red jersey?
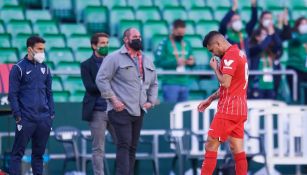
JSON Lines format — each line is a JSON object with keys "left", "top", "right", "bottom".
{"left": 217, "top": 45, "right": 248, "bottom": 117}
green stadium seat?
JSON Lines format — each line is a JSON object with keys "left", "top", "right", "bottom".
{"left": 214, "top": 7, "right": 230, "bottom": 21}
{"left": 239, "top": 7, "right": 262, "bottom": 23}
{"left": 0, "top": 0, "right": 18, "bottom": 8}
{"left": 64, "top": 76, "right": 85, "bottom": 93}
{"left": 180, "top": 0, "right": 206, "bottom": 9}
{"left": 48, "top": 47, "right": 74, "bottom": 65}
{"left": 206, "top": 0, "right": 231, "bottom": 10}
{"left": 192, "top": 48, "right": 211, "bottom": 70}
{"left": 110, "top": 6, "right": 135, "bottom": 36}
{"left": 290, "top": 0, "right": 307, "bottom": 9}
{"left": 127, "top": 0, "right": 153, "bottom": 9}
{"left": 163, "top": 6, "right": 187, "bottom": 25}
{"left": 67, "top": 34, "right": 90, "bottom": 51}
{"left": 188, "top": 79, "right": 200, "bottom": 91}
{"left": 292, "top": 7, "right": 307, "bottom": 20}
{"left": 25, "top": 10, "right": 52, "bottom": 24}
{"left": 6, "top": 20, "right": 32, "bottom": 36}
{"left": 199, "top": 79, "right": 219, "bottom": 95}
{"left": 196, "top": 20, "right": 219, "bottom": 36}
{"left": 70, "top": 90, "right": 85, "bottom": 102}
{"left": 49, "top": 0, "right": 74, "bottom": 21}
{"left": 263, "top": 0, "right": 285, "bottom": 9}
{"left": 44, "top": 61, "right": 55, "bottom": 70}
{"left": 0, "top": 47, "right": 18, "bottom": 63}
{"left": 152, "top": 34, "right": 167, "bottom": 51}
{"left": 84, "top": 6, "right": 108, "bottom": 33}
{"left": 189, "top": 91, "right": 206, "bottom": 100}
{"left": 0, "top": 34, "right": 11, "bottom": 47}
{"left": 102, "top": 0, "right": 127, "bottom": 9}
{"left": 52, "top": 76, "right": 64, "bottom": 91}
{"left": 0, "top": 20, "right": 5, "bottom": 33}
{"left": 18, "top": 49, "right": 28, "bottom": 59}
{"left": 75, "top": 0, "right": 101, "bottom": 22}
{"left": 153, "top": 0, "right": 179, "bottom": 10}
{"left": 185, "top": 34, "right": 203, "bottom": 49}
{"left": 136, "top": 6, "right": 161, "bottom": 23}
{"left": 43, "top": 34, "right": 66, "bottom": 51}
{"left": 33, "top": 20, "right": 59, "bottom": 35}
{"left": 19, "top": 0, "right": 42, "bottom": 8}
{"left": 109, "top": 37, "right": 121, "bottom": 48}
{"left": 12, "top": 34, "right": 31, "bottom": 52}
{"left": 56, "top": 61, "right": 80, "bottom": 72}
{"left": 185, "top": 20, "right": 196, "bottom": 35}
{"left": 188, "top": 7, "right": 213, "bottom": 22}
{"left": 53, "top": 90, "right": 70, "bottom": 102}
{"left": 118, "top": 20, "right": 142, "bottom": 37}
{"left": 269, "top": 7, "right": 285, "bottom": 22}
{"left": 60, "top": 23, "right": 87, "bottom": 37}
{"left": 238, "top": 0, "right": 253, "bottom": 9}
{"left": 75, "top": 47, "right": 92, "bottom": 62}
{"left": 0, "top": 5, "right": 25, "bottom": 23}
{"left": 143, "top": 20, "right": 169, "bottom": 51}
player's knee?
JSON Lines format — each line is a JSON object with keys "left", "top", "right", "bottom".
{"left": 229, "top": 141, "right": 244, "bottom": 154}
{"left": 205, "top": 138, "right": 219, "bottom": 152}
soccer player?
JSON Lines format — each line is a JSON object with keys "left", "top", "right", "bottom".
{"left": 198, "top": 31, "right": 248, "bottom": 175}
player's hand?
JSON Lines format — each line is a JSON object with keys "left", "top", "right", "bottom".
{"left": 251, "top": 0, "right": 257, "bottom": 6}
{"left": 198, "top": 98, "right": 212, "bottom": 112}
{"left": 143, "top": 102, "right": 152, "bottom": 110}
{"left": 209, "top": 57, "right": 218, "bottom": 71}
{"left": 111, "top": 97, "right": 125, "bottom": 112}
{"left": 178, "top": 58, "right": 185, "bottom": 66}
{"left": 232, "top": 0, "right": 238, "bottom": 11}
{"left": 185, "top": 57, "right": 195, "bottom": 66}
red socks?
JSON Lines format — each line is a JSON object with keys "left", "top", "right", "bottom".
{"left": 234, "top": 152, "right": 248, "bottom": 175}
{"left": 201, "top": 151, "right": 217, "bottom": 175}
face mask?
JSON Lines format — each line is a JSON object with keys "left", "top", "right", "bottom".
{"left": 231, "top": 20, "right": 243, "bottom": 32}
{"left": 298, "top": 24, "right": 307, "bottom": 34}
{"left": 262, "top": 19, "right": 272, "bottom": 28}
{"left": 97, "top": 46, "right": 108, "bottom": 56}
{"left": 32, "top": 50, "right": 45, "bottom": 63}
{"left": 174, "top": 35, "right": 184, "bottom": 42}
{"left": 128, "top": 39, "right": 142, "bottom": 51}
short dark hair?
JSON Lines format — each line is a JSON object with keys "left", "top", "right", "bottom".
{"left": 90, "top": 33, "right": 109, "bottom": 46}
{"left": 123, "top": 27, "right": 132, "bottom": 38}
{"left": 260, "top": 11, "right": 272, "bottom": 20}
{"left": 173, "top": 19, "right": 186, "bottom": 29}
{"left": 202, "top": 31, "right": 222, "bottom": 48}
{"left": 26, "top": 35, "right": 45, "bottom": 48}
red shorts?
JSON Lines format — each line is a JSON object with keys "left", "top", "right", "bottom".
{"left": 208, "top": 113, "right": 247, "bottom": 142}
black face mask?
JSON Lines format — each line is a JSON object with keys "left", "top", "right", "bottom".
{"left": 128, "top": 39, "right": 142, "bottom": 51}
{"left": 173, "top": 35, "right": 184, "bottom": 42}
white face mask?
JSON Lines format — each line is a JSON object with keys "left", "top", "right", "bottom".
{"left": 298, "top": 24, "right": 307, "bottom": 34}
{"left": 33, "top": 52, "right": 45, "bottom": 63}
{"left": 262, "top": 19, "right": 272, "bottom": 28}
{"left": 231, "top": 20, "right": 243, "bottom": 32}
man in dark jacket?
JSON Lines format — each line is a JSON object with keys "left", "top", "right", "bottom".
{"left": 81, "top": 33, "right": 116, "bottom": 175}
{"left": 8, "top": 35, "right": 54, "bottom": 175}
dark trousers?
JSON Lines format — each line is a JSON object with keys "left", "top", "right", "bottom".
{"left": 9, "top": 118, "right": 52, "bottom": 175}
{"left": 108, "top": 109, "right": 144, "bottom": 175}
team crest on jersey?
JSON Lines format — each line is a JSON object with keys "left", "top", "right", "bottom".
{"left": 224, "top": 59, "right": 234, "bottom": 69}
{"left": 41, "top": 67, "right": 46, "bottom": 74}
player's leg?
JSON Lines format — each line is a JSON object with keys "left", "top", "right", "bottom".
{"left": 228, "top": 119, "right": 247, "bottom": 175}
{"left": 201, "top": 136, "right": 220, "bottom": 175}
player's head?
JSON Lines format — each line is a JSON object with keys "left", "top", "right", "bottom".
{"left": 91, "top": 33, "right": 109, "bottom": 56}
{"left": 172, "top": 19, "right": 186, "bottom": 42}
{"left": 260, "top": 11, "right": 273, "bottom": 29}
{"left": 293, "top": 16, "right": 307, "bottom": 34}
{"left": 203, "top": 31, "right": 230, "bottom": 57}
{"left": 27, "top": 35, "right": 45, "bottom": 61}
{"left": 123, "top": 27, "right": 142, "bottom": 51}
{"left": 229, "top": 13, "right": 243, "bottom": 32}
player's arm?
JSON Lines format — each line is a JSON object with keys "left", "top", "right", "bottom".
{"left": 198, "top": 89, "right": 219, "bottom": 112}
{"left": 210, "top": 58, "right": 232, "bottom": 88}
